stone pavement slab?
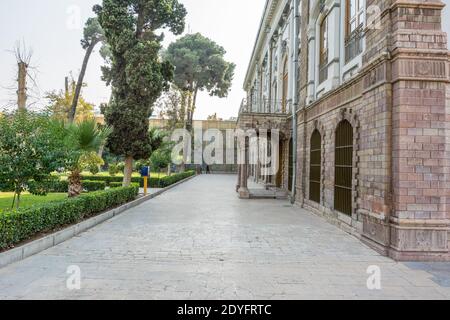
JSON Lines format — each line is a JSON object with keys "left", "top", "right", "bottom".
{"left": 0, "top": 175, "right": 449, "bottom": 300}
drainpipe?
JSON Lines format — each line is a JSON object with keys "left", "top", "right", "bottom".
{"left": 290, "top": 0, "right": 300, "bottom": 204}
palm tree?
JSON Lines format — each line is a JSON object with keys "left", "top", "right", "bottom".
{"left": 148, "top": 127, "right": 167, "bottom": 152}
{"left": 67, "top": 119, "right": 111, "bottom": 197}
{"left": 148, "top": 128, "right": 174, "bottom": 177}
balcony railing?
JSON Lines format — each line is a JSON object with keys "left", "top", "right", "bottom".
{"left": 345, "top": 25, "right": 364, "bottom": 63}
{"left": 239, "top": 98, "right": 291, "bottom": 116}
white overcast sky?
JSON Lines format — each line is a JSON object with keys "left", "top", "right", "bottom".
{"left": 0, "top": 0, "right": 266, "bottom": 120}
{"left": 0, "top": 1, "right": 449, "bottom": 120}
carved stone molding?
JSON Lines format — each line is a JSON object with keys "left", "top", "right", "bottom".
{"left": 363, "top": 62, "right": 388, "bottom": 90}
{"left": 391, "top": 58, "right": 447, "bottom": 82}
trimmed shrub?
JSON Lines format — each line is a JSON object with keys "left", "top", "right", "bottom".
{"left": 81, "top": 170, "right": 195, "bottom": 189}
{"left": 110, "top": 182, "right": 140, "bottom": 189}
{"left": 28, "top": 180, "right": 68, "bottom": 194}
{"left": 82, "top": 180, "right": 106, "bottom": 192}
{"left": 159, "top": 170, "right": 195, "bottom": 188}
{"left": 81, "top": 175, "right": 142, "bottom": 186}
{"left": 0, "top": 186, "right": 139, "bottom": 250}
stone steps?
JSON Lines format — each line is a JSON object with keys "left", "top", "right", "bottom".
{"left": 249, "top": 189, "right": 288, "bottom": 200}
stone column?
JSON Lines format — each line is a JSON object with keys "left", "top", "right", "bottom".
{"left": 236, "top": 164, "right": 241, "bottom": 193}
{"left": 306, "top": 25, "right": 316, "bottom": 103}
{"left": 238, "top": 139, "right": 250, "bottom": 199}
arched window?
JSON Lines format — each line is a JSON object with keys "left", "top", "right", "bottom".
{"left": 334, "top": 120, "right": 353, "bottom": 215}
{"left": 345, "top": 0, "right": 364, "bottom": 63}
{"left": 319, "top": 15, "right": 329, "bottom": 84}
{"left": 309, "top": 130, "right": 322, "bottom": 203}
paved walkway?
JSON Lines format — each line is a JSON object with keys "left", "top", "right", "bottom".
{"left": 1, "top": 175, "right": 450, "bottom": 300}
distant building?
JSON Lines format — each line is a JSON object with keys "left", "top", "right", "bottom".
{"left": 95, "top": 114, "right": 238, "bottom": 173}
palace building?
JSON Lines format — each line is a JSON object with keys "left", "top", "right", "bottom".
{"left": 236, "top": 0, "right": 450, "bottom": 261}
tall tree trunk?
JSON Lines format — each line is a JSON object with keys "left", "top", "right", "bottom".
{"left": 16, "top": 193, "right": 21, "bottom": 210}
{"left": 181, "top": 91, "right": 194, "bottom": 172}
{"left": 190, "top": 86, "right": 199, "bottom": 129}
{"left": 97, "top": 144, "right": 105, "bottom": 171}
{"left": 186, "top": 91, "right": 193, "bottom": 131}
{"left": 11, "top": 192, "right": 17, "bottom": 210}
{"left": 68, "top": 40, "right": 99, "bottom": 123}
{"left": 65, "top": 76, "right": 69, "bottom": 96}
{"left": 179, "top": 91, "right": 188, "bottom": 172}
{"left": 123, "top": 156, "right": 133, "bottom": 187}
{"left": 17, "top": 62, "right": 27, "bottom": 111}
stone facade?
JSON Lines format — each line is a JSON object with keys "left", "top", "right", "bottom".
{"left": 238, "top": 0, "right": 450, "bottom": 261}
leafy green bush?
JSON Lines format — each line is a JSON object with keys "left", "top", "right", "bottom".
{"left": 82, "top": 180, "right": 106, "bottom": 192}
{"left": 0, "top": 186, "right": 139, "bottom": 250}
{"left": 108, "top": 164, "right": 119, "bottom": 176}
{"left": 117, "top": 162, "right": 125, "bottom": 173}
{"left": 88, "top": 165, "right": 100, "bottom": 175}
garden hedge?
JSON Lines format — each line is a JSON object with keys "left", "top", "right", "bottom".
{"left": 81, "top": 170, "right": 196, "bottom": 188}
{"left": 82, "top": 180, "right": 106, "bottom": 192}
{"left": 159, "top": 171, "right": 196, "bottom": 188}
{"left": 28, "top": 180, "right": 106, "bottom": 193}
{"left": 0, "top": 186, "right": 139, "bottom": 250}
{"left": 110, "top": 182, "right": 140, "bottom": 189}
{"left": 80, "top": 175, "right": 147, "bottom": 187}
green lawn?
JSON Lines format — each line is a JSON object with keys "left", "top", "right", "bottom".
{"left": 0, "top": 192, "right": 68, "bottom": 212}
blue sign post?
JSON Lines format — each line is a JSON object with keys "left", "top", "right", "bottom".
{"left": 140, "top": 166, "right": 150, "bottom": 195}
{"left": 140, "top": 166, "right": 150, "bottom": 177}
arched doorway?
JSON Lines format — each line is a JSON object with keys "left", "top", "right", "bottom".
{"left": 334, "top": 120, "right": 353, "bottom": 215}
{"left": 309, "top": 130, "right": 321, "bottom": 203}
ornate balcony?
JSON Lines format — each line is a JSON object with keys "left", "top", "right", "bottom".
{"left": 238, "top": 98, "right": 291, "bottom": 116}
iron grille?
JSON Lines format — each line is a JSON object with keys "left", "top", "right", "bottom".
{"left": 334, "top": 120, "right": 353, "bottom": 215}
{"left": 309, "top": 130, "right": 321, "bottom": 203}
{"left": 345, "top": 25, "right": 364, "bottom": 63}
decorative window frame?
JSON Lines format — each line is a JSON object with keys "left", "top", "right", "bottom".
{"left": 307, "top": 0, "right": 342, "bottom": 103}
{"left": 330, "top": 108, "right": 360, "bottom": 221}
{"left": 340, "top": 0, "right": 366, "bottom": 82}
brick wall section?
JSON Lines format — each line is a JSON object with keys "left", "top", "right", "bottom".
{"left": 388, "top": 1, "right": 450, "bottom": 259}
